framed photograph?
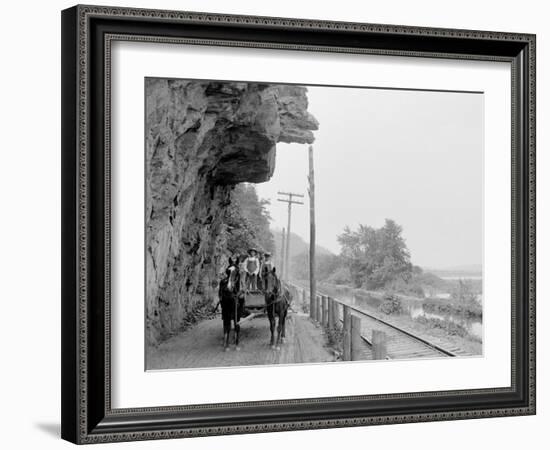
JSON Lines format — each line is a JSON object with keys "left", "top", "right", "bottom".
{"left": 61, "top": 5, "right": 536, "bottom": 444}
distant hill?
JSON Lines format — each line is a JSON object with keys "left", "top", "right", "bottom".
{"left": 428, "top": 264, "right": 482, "bottom": 273}
{"left": 423, "top": 264, "right": 482, "bottom": 280}
{"left": 271, "top": 228, "right": 334, "bottom": 263}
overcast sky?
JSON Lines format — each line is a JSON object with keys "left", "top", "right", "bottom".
{"left": 255, "top": 85, "right": 483, "bottom": 270}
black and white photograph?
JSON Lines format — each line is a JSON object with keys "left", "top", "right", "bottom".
{"left": 145, "top": 78, "right": 484, "bottom": 370}
{"left": 1, "top": 0, "right": 545, "bottom": 447}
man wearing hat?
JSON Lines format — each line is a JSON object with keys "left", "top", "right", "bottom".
{"left": 261, "top": 252, "right": 275, "bottom": 279}
{"left": 244, "top": 248, "right": 260, "bottom": 291}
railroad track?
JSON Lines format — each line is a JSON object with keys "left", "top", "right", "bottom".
{"left": 287, "top": 282, "right": 474, "bottom": 360}
{"left": 350, "top": 308, "right": 457, "bottom": 359}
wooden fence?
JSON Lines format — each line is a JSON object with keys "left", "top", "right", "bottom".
{"left": 285, "top": 283, "right": 387, "bottom": 361}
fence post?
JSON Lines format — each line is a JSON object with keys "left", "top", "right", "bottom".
{"left": 328, "top": 298, "right": 334, "bottom": 328}
{"left": 331, "top": 298, "right": 340, "bottom": 329}
{"left": 343, "top": 305, "right": 351, "bottom": 361}
{"left": 372, "top": 330, "right": 388, "bottom": 360}
{"left": 310, "top": 295, "right": 317, "bottom": 322}
{"left": 351, "top": 315, "right": 362, "bottom": 361}
{"left": 316, "top": 295, "right": 322, "bottom": 323}
{"left": 322, "top": 296, "right": 328, "bottom": 327}
{"left": 308, "top": 289, "right": 314, "bottom": 319}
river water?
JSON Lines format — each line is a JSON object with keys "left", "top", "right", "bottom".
{"left": 404, "top": 302, "right": 482, "bottom": 340}
{"left": 319, "top": 284, "right": 483, "bottom": 341}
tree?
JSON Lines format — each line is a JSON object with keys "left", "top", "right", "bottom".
{"left": 223, "top": 184, "right": 274, "bottom": 256}
{"left": 337, "top": 219, "right": 412, "bottom": 290}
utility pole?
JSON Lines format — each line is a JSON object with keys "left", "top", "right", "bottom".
{"left": 280, "top": 227, "right": 286, "bottom": 279}
{"left": 308, "top": 145, "right": 316, "bottom": 311}
{"left": 277, "top": 191, "right": 304, "bottom": 281}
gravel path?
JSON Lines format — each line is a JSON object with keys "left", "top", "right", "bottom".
{"left": 146, "top": 311, "right": 337, "bottom": 370}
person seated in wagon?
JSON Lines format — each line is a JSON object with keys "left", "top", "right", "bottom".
{"left": 244, "top": 248, "right": 260, "bottom": 291}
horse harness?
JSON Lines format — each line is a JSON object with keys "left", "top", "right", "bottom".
{"left": 264, "top": 290, "right": 289, "bottom": 310}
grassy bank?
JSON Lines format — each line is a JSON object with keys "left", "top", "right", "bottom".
{"left": 304, "top": 281, "right": 482, "bottom": 356}
{"left": 423, "top": 296, "right": 482, "bottom": 320}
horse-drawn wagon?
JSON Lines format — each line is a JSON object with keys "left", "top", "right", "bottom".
{"left": 243, "top": 289, "right": 265, "bottom": 311}
{"left": 218, "top": 266, "right": 291, "bottom": 351}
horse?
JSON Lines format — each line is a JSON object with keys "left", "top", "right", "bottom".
{"left": 218, "top": 262, "right": 244, "bottom": 351}
{"left": 262, "top": 268, "right": 290, "bottom": 350}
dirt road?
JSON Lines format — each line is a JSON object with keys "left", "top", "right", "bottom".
{"left": 146, "top": 311, "right": 337, "bottom": 370}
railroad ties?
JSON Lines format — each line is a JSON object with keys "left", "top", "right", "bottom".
{"left": 286, "top": 282, "right": 475, "bottom": 362}
{"left": 358, "top": 312, "right": 455, "bottom": 360}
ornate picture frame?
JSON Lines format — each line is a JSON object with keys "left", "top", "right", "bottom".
{"left": 61, "top": 5, "right": 535, "bottom": 444}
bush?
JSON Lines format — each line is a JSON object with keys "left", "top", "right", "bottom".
{"left": 423, "top": 297, "right": 482, "bottom": 319}
{"left": 414, "top": 316, "right": 470, "bottom": 338}
{"left": 325, "top": 326, "right": 344, "bottom": 353}
{"left": 379, "top": 293, "right": 403, "bottom": 315}
{"left": 326, "top": 266, "right": 352, "bottom": 285}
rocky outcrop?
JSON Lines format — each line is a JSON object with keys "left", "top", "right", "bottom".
{"left": 146, "top": 79, "right": 318, "bottom": 344}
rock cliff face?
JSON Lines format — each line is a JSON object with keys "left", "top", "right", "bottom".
{"left": 146, "top": 79, "right": 318, "bottom": 344}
